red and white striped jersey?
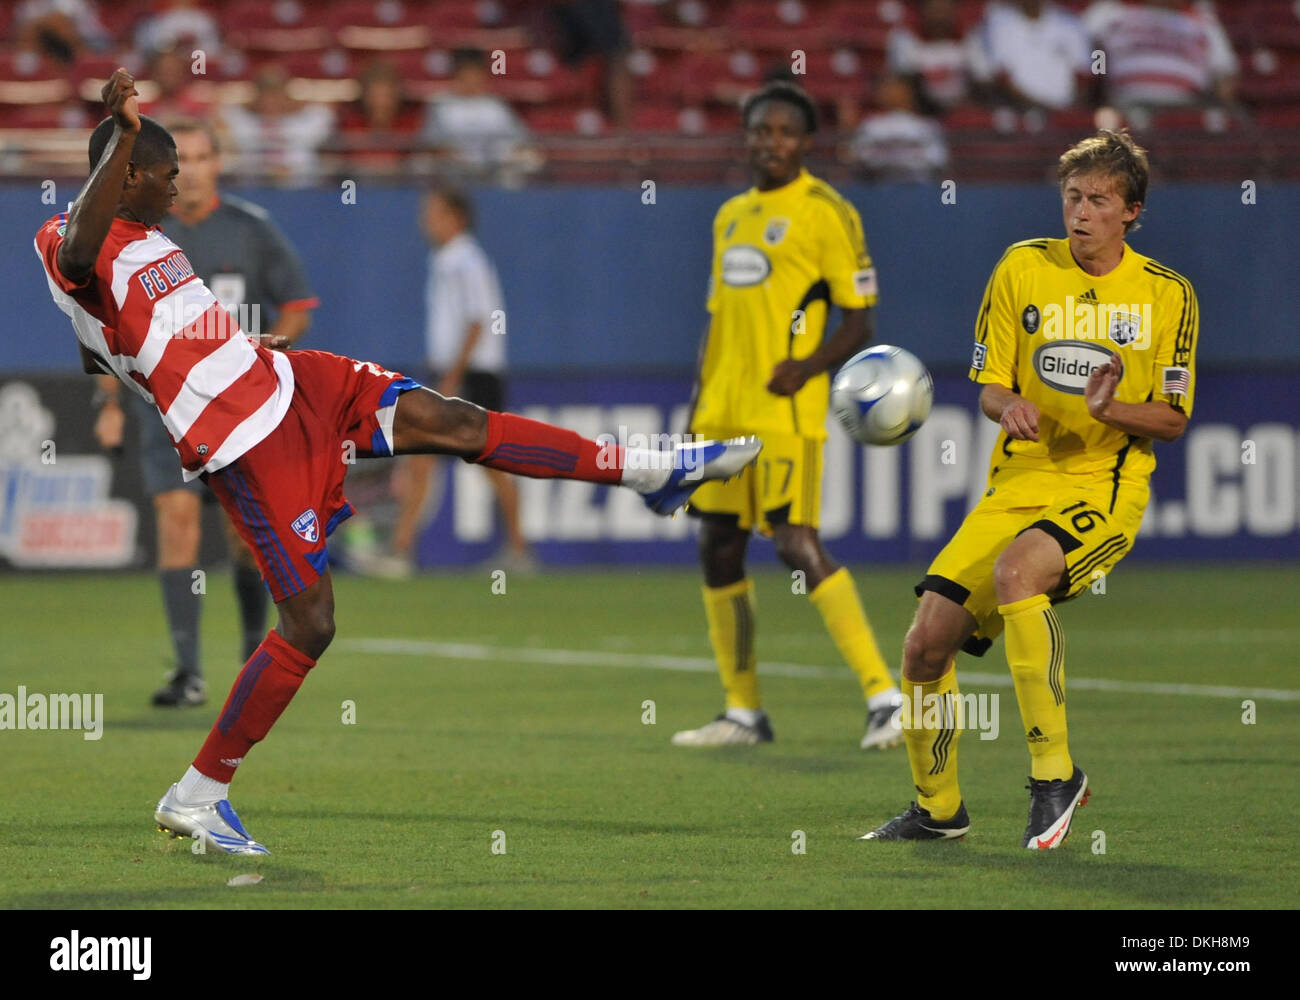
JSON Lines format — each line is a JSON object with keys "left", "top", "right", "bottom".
{"left": 35, "top": 212, "right": 294, "bottom": 480}
{"left": 1085, "top": 1, "right": 1238, "bottom": 107}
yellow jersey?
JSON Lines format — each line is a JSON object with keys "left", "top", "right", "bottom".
{"left": 970, "top": 237, "right": 1198, "bottom": 480}
{"left": 693, "top": 168, "right": 877, "bottom": 441}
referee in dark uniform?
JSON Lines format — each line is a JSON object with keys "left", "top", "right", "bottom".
{"left": 93, "top": 117, "right": 318, "bottom": 707}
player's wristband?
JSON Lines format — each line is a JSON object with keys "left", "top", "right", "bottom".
{"left": 91, "top": 387, "right": 122, "bottom": 409}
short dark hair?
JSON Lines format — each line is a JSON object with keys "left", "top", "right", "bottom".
{"left": 741, "top": 81, "right": 818, "bottom": 134}
{"left": 426, "top": 186, "right": 475, "bottom": 229}
{"left": 88, "top": 115, "right": 176, "bottom": 170}
{"left": 1058, "top": 129, "right": 1149, "bottom": 232}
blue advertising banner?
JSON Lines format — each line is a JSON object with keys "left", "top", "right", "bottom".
{"left": 410, "top": 369, "right": 1299, "bottom": 567}
{"left": 2, "top": 369, "right": 1292, "bottom": 571}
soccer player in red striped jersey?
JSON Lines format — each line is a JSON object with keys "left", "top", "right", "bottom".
{"left": 37, "top": 69, "right": 760, "bottom": 855}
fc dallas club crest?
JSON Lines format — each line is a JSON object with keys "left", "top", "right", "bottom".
{"left": 291, "top": 509, "right": 319, "bottom": 543}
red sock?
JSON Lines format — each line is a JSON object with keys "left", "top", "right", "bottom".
{"left": 192, "top": 630, "right": 316, "bottom": 783}
{"left": 474, "top": 410, "right": 623, "bottom": 484}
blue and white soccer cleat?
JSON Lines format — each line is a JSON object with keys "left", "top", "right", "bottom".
{"left": 640, "top": 436, "right": 762, "bottom": 516}
{"left": 154, "top": 784, "right": 270, "bottom": 855}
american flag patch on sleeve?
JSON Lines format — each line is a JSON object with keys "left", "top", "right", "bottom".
{"left": 853, "top": 268, "right": 877, "bottom": 297}
{"left": 1161, "top": 366, "right": 1190, "bottom": 394}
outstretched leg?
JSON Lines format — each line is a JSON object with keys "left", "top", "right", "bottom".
{"left": 389, "top": 388, "right": 760, "bottom": 513}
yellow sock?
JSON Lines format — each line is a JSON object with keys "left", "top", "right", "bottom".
{"left": 809, "top": 567, "right": 896, "bottom": 701}
{"left": 1000, "top": 594, "right": 1073, "bottom": 781}
{"left": 702, "top": 578, "right": 759, "bottom": 711}
{"left": 900, "top": 664, "right": 962, "bottom": 819}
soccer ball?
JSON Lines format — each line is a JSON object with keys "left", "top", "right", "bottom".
{"left": 830, "top": 345, "right": 934, "bottom": 446}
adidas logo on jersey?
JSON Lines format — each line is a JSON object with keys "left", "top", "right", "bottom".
{"left": 1026, "top": 727, "right": 1049, "bottom": 743}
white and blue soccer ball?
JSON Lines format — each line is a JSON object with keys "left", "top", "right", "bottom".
{"left": 830, "top": 345, "right": 934, "bottom": 446}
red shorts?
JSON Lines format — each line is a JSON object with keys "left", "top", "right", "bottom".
{"left": 205, "top": 350, "right": 422, "bottom": 602}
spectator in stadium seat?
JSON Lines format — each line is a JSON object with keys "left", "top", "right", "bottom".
{"left": 338, "top": 59, "right": 422, "bottom": 177}
{"left": 549, "top": 0, "right": 632, "bottom": 127}
{"left": 1084, "top": 0, "right": 1238, "bottom": 109}
{"left": 221, "top": 63, "right": 335, "bottom": 186}
{"left": 139, "top": 47, "right": 213, "bottom": 122}
{"left": 134, "top": 0, "right": 222, "bottom": 59}
{"left": 968, "top": 0, "right": 1093, "bottom": 110}
{"left": 419, "top": 49, "right": 541, "bottom": 185}
{"left": 849, "top": 74, "right": 950, "bottom": 182}
{"left": 888, "top": 0, "right": 975, "bottom": 117}
{"left": 15, "top": 0, "right": 111, "bottom": 62}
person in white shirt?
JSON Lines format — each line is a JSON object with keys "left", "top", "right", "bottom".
{"left": 849, "top": 74, "right": 949, "bottom": 181}
{"left": 887, "top": 0, "right": 974, "bottom": 116}
{"left": 1085, "top": 0, "right": 1238, "bottom": 108}
{"left": 221, "top": 64, "right": 335, "bottom": 186}
{"left": 387, "top": 188, "right": 536, "bottom": 574}
{"left": 420, "top": 48, "right": 540, "bottom": 183}
{"left": 968, "top": 0, "right": 1094, "bottom": 110}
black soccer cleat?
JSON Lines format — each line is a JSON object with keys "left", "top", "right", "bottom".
{"left": 151, "top": 670, "right": 207, "bottom": 708}
{"left": 1022, "top": 765, "right": 1090, "bottom": 850}
{"left": 859, "top": 801, "right": 970, "bottom": 841}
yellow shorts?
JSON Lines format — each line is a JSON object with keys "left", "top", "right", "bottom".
{"left": 919, "top": 465, "right": 1149, "bottom": 656}
{"left": 687, "top": 431, "right": 822, "bottom": 535}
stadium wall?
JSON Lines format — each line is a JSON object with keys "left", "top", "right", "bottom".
{"left": 5, "top": 183, "right": 1300, "bottom": 372}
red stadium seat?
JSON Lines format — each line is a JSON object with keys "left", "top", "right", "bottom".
{"left": 489, "top": 49, "right": 594, "bottom": 104}
{"left": 0, "top": 51, "right": 73, "bottom": 105}
{"left": 797, "top": 48, "right": 876, "bottom": 103}
{"left": 627, "top": 0, "right": 731, "bottom": 51}
{"left": 1046, "top": 108, "right": 1097, "bottom": 132}
{"left": 1150, "top": 107, "right": 1238, "bottom": 133}
{"left": 626, "top": 49, "right": 687, "bottom": 102}
{"left": 275, "top": 49, "right": 358, "bottom": 81}
{"left": 522, "top": 103, "right": 607, "bottom": 136}
{"left": 331, "top": 0, "right": 436, "bottom": 51}
{"left": 725, "top": 0, "right": 817, "bottom": 51}
{"left": 939, "top": 105, "right": 995, "bottom": 130}
{"left": 823, "top": 2, "right": 891, "bottom": 51}
{"left": 679, "top": 50, "right": 764, "bottom": 105}
{"left": 221, "top": 1, "right": 334, "bottom": 53}
{"left": 95, "top": 0, "right": 153, "bottom": 43}
{"left": 1255, "top": 104, "right": 1300, "bottom": 129}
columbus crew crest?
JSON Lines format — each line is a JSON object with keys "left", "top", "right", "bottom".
{"left": 1108, "top": 310, "right": 1143, "bottom": 347}
{"left": 763, "top": 217, "right": 790, "bottom": 245}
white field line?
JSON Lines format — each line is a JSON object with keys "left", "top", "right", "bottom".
{"left": 339, "top": 638, "right": 1300, "bottom": 703}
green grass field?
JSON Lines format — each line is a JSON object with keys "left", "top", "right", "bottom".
{"left": 1, "top": 565, "right": 1295, "bottom": 909}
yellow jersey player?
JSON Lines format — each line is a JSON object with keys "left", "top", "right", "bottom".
{"left": 671, "top": 81, "right": 904, "bottom": 749}
{"left": 861, "top": 130, "right": 1198, "bottom": 847}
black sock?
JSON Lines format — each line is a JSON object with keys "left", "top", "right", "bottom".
{"left": 234, "top": 564, "right": 269, "bottom": 662}
{"left": 160, "top": 568, "right": 201, "bottom": 678}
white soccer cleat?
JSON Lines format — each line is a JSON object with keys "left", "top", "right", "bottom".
{"left": 641, "top": 436, "right": 763, "bottom": 515}
{"left": 154, "top": 783, "right": 270, "bottom": 855}
{"left": 860, "top": 693, "right": 904, "bottom": 750}
{"left": 671, "top": 713, "right": 774, "bottom": 746}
